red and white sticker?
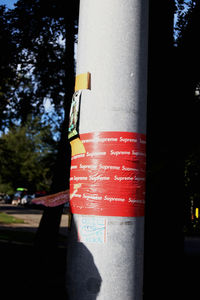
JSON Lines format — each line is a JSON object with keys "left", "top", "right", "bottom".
{"left": 70, "top": 131, "right": 146, "bottom": 217}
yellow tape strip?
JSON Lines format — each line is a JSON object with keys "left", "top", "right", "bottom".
{"left": 75, "top": 72, "right": 91, "bottom": 92}
{"left": 70, "top": 138, "right": 86, "bottom": 157}
{"left": 196, "top": 208, "right": 199, "bottom": 219}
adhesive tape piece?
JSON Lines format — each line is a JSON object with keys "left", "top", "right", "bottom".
{"left": 75, "top": 72, "right": 91, "bottom": 92}
{"left": 70, "top": 138, "right": 86, "bottom": 157}
{"left": 70, "top": 131, "right": 146, "bottom": 217}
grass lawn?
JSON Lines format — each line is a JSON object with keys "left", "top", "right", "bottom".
{"left": 0, "top": 212, "right": 24, "bottom": 224}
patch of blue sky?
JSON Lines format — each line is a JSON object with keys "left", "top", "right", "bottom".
{"left": 174, "top": 0, "right": 193, "bottom": 42}
{"left": 0, "top": 0, "right": 17, "bottom": 9}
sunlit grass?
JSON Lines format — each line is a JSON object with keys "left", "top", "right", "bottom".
{"left": 0, "top": 212, "right": 24, "bottom": 224}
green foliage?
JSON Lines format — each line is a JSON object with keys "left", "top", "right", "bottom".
{"left": 10, "top": 0, "right": 66, "bottom": 119}
{"left": 0, "top": 0, "right": 78, "bottom": 198}
{"left": 0, "top": 117, "right": 57, "bottom": 194}
{"left": 0, "top": 182, "right": 14, "bottom": 195}
{"left": 0, "top": 6, "right": 18, "bottom": 130}
{"left": 0, "top": 0, "right": 79, "bottom": 130}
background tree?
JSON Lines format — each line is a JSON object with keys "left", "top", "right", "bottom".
{"left": 7, "top": 0, "right": 79, "bottom": 191}
{"left": 0, "top": 5, "right": 18, "bottom": 130}
{"left": 8, "top": 0, "right": 79, "bottom": 247}
{"left": 0, "top": 0, "right": 79, "bottom": 247}
{"left": 0, "top": 116, "right": 57, "bottom": 195}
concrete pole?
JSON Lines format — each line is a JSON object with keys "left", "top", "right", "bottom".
{"left": 66, "top": 1, "right": 148, "bottom": 299}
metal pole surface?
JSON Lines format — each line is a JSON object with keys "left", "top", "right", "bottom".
{"left": 66, "top": 1, "right": 148, "bottom": 299}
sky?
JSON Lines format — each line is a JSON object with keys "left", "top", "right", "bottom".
{"left": 0, "top": 0, "right": 17, "bottom": 9}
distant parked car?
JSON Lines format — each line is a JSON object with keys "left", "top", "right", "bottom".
{"left": 12, "top": 188, "right": 28, "bottom": 205}
{"left": 0, "top": 193, "right": 11, "bottom": 203}
{"left": 20, "top": 194, "right": 34, "bottom": 206}
{"left": 4, "top": 194, "right": 11, "bottom": 204}
{"left": 12, "top": 191, "right": 23, "bottom": 205}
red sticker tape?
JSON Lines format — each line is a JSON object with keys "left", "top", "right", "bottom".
{"left": 70, "top": 132, "right": 146, "bottom": 217}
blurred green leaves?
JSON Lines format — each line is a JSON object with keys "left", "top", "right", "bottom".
{"left": 0, "top": 116, "right": 57, "bottom": 194}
